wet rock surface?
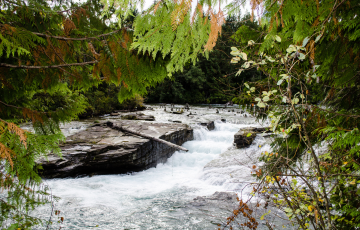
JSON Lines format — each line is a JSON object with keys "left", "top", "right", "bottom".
{"left": 121, "top": 113, "right": 155, "bottom": 121}
{"left": 234, "top": 127, "right": 270, "bottom": 148}
{"left": 189, "top": 192, "right": 292, "bottom": 229}
{"left": 199, "top": 121, "right": 215, "bottom": 131}
{"left": 190, "top": 192, "right": 238, "bottom": 207}
{"left": 37, "top": 121, "right": 193, "bottom": 178}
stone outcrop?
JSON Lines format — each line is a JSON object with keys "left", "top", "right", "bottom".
{"left": 234, "top": 127, "right": 270, "bottom": 148}
{"left": 121, "top": 113, "right": 155, "bottom": 121}
{"left": 190, "top": 192, "right": 238, "bottom": 207}
{"left": 37, "top": 121, "right": 193, "bottom": 178}
{"left": 199, "top": 121, "right": 215, "bottom": 131}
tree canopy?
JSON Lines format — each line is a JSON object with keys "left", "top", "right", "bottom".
{"left": 0, "top": 0, "right": 225, "bottom": 228}
{"left": 2, "top": 0, "right": 360, "bottom": 228}
{"left": 225, "top": 0, "right": 360, "bottom": 229}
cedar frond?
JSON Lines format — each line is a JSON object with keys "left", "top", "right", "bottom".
{"left": 122, "top": 81, "right": 128, "bottom": 89}
{"left": 0, "top": 142, "right": 14, "bottom": 168}
{"left": 171, "top": 0, "right": 192, "bottom": 31}
{"left": 63, "top": 18, "right": 76, "bottom": 35}
{"left": 7, "top": 122, "right": 27, "bottom": 148}
{"left": 22, "top": 108, "right": 43, "bottom": 124}
{"left": 87, "top": 42, "right": 100, "bottom": 59}
{"left": 116, "top": 68, "right": 122, "bottom": 84}
{"left": 153, "top": 1, "right": 161, "bottom": 14}
{"left": 204, "top": 10, "right": 225, "bottom": 51}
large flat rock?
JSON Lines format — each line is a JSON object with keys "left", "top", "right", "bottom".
{"left": 37, "top": 121, "right": 193, "bottom": 178}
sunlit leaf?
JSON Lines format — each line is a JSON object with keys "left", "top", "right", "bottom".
{"left": 275, "top": 35, "right": 281, "bottom": 42}
{"left": 302, "top": 37, "right": 310, "bottom": 47}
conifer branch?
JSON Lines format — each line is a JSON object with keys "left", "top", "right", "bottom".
{"left": 0, "top": 61, "right": 97, "bottom": 69}
{"left": 31, "top": 30, "right": 125, "bottom": 41}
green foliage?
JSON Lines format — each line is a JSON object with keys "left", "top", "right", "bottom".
{"left": 81, "top": 82, "right": 145, "bottom": 117}
{"left": 0, "top": 0, "right": 229, "bottom": 227}
{"left": 226, "top": 0, "right": 360, "bottom": 229}
{"left": 146, "top": 15, "right": 264, "bottom": 104}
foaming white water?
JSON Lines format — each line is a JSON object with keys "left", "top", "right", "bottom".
{"left": 35, "top": 121, "right": 258, "bottom": 229}
{"left": 47, "top": 122, "right": 241, "bottom": 204}
{"left": 201, "top": 135, "right": 272, "bottom": 200}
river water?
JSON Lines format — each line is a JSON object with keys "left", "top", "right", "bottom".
{"left": 33, "top": 105, "right": 281, "bottom": 229}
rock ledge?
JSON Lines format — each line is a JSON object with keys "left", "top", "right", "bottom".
{"left": 37, "top": 121, "right": 193, "bottom": 178}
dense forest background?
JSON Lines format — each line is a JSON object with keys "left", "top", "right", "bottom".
{"left": 145, "top": 15, "right": 263, "bottom": 104}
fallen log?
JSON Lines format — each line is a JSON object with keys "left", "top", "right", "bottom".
{"left": 106, "top": 121, "right": 189, "bottom": 152}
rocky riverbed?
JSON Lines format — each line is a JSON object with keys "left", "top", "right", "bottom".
{"left": 31, "top": 104, "right": 295, "bottom": 230}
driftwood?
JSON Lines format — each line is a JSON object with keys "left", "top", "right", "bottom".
{"left": 106, "top": 122, "right": 189, "bottom": 152}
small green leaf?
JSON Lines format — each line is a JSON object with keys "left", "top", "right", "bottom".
{"left": 275, "top": 35, "right": 281, "bottom": 42}
{"left": 243, "top": 62, "right": 250, "bottom": 69}
{"left": 263, "top": 96, "right": 270, "bottom": 102}
{"left": 302, "top": 37, "right": 310, "bottom": 47}
{"left": 244, "top": 83, "right": 249, "bottom": 88}
{"left": 255, "top": 97, "right": 261, "bottom": 102}
{"left": 230, "top": 51, "right": 240, "bottom": 56}
{"left": 246, "top": 133, "right": 252, "bottom": 137}
{"left": 236, "top": 69, "right": 244, "bottom": 76}
{"left": 248, "top": 40, "right": 255, "bottom": 45}
{"left": 286, "top": 45, "right": 296, "bottom": 53}
{"left": 250, "top": 87, "right": 255, "bottom": 92}
{"left": 315, "top": 34, "right": 322, "bottom": 43}
{"left": 258, "top": 102, "right": 266, "bottom": 108}
{"left": 298, "top": 53, "right": 306, "bottom": 60}
{"left": 240, "top": 52, "right": 248, "bottom": 61}
{"left": 282, "top": 97, "right": 287, "bottom": 103}
{"left": 265, "top": 56, "right": 275, "bottom": 62}
{"left": 292, "top": 98, "right": 299, "bottom": 104}
{"left": 231, "top": 47, "right": 238, "bottom": 51}
{"left": 277, "top": 79, "right": 284, "bottom": 85}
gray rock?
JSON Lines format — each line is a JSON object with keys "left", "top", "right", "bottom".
{"left": 190, "top": 192, "right": 238, "bottom": 207}
{"left": 234, "top": 127, "right": 270, "bottom": 148}
{"left": 37, "top": 121, "right": 193, "bottom": 178}
{"left": 199, "top": 121, "right": 215, "bottom": 131}
{"left": 122, "top": 113, "right": 155, "bottom": 121}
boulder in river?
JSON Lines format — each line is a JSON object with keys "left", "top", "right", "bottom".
{"left": 234, "top": 127, "right": 270, "bottom": 148}
{"left": 37, "top": 121, "right": 193, "bottom": 178}
{"left": 199, "top": 121, "right": 215, "bottom": 131}
{"left": 122, "top": 113, "right": 155, "bottom": 121}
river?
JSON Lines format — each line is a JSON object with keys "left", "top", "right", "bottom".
{"left": 32, "top": 105, "right": 288, "bottom": 229}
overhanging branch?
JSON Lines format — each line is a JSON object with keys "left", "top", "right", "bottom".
{"left": 32, "top": 29, "right": 125, "bottom": 41}
{"left": 0, "top": 61, "right": 97, "bottom": 69}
